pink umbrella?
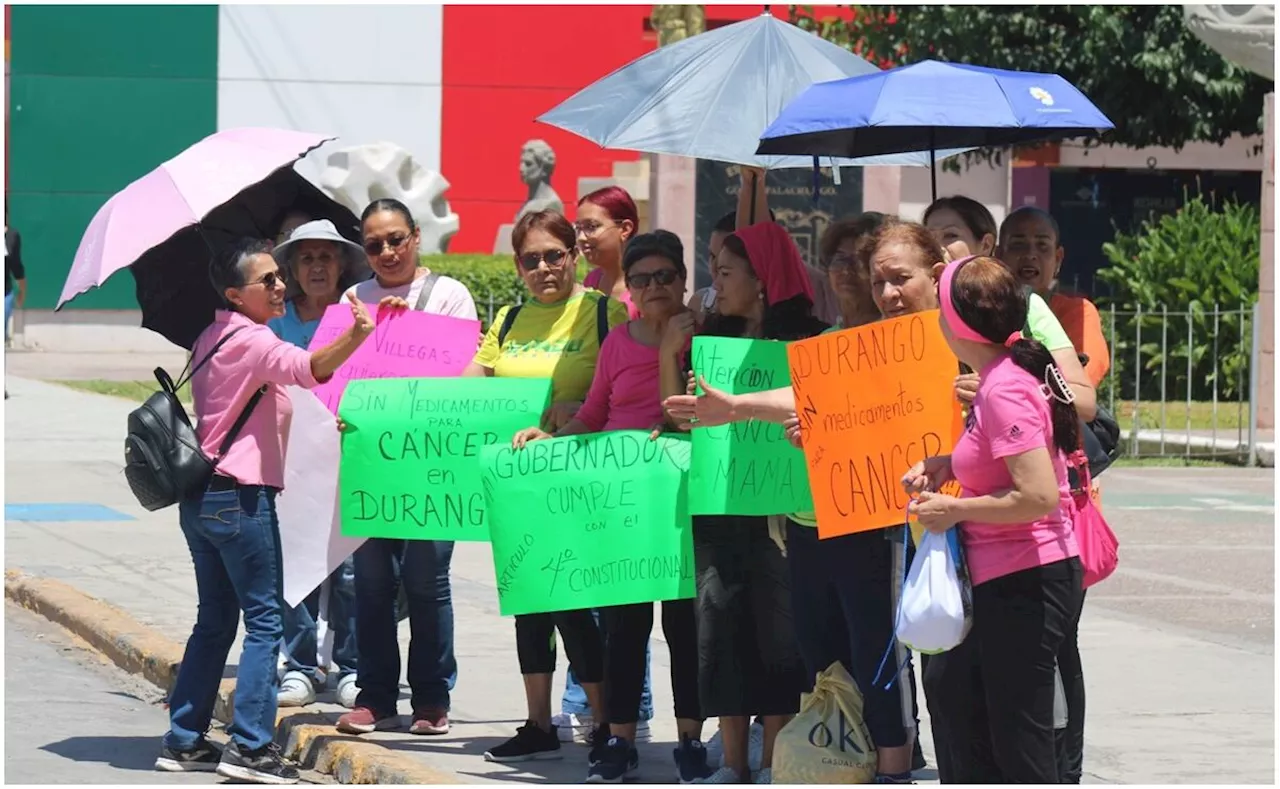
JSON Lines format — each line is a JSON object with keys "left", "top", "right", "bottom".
{"left": 58, "top": 127, "right": 355, "bottom": 348}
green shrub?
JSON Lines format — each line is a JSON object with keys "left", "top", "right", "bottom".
{"left": 1096, "top": 190, "right": 1259, "bottom": 401}
{"left": 421, "top": 254, "right": 523, "bottom": 327}
{"left": 421, "top": 253, "right": 592, "bottom": 329}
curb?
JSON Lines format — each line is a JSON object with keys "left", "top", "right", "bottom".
{"left": 4, "top": 568, "right": 456, "bottom": 785}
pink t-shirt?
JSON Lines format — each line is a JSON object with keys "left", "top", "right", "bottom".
{"left": 584, "top": 267, "right": 639, "bottom": 319}
{"left": 951, "top": 355, "right": 1078, "bottom": 586}
{"left": 189, "top": 310, "right": 321, "bottom": 489}
{"left": 574, "top": 323, "right": 676, "bottom": 432}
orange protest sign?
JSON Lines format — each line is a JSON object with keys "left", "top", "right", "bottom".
{"left": 787, "top": 311, "right": 965, "bottom": 539}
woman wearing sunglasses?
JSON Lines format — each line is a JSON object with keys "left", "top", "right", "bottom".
{"left": 335, "top": 199, "right": 478, "bottom": 739}
{"left": 465, "top": 210, "right": 629, "bottom": 763}
{"left": 157, "top": 238, "right": 385, "bottom": 784}
{"left": 510, "top": 231, "right": 714, "bottom": 783}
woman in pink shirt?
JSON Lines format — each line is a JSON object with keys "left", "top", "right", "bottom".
{"left": 512, "top": 231, "right": 712, "bottom": 784}
{"left": 577, "top": 186, "right": 641, "bottom": 318}
{"left": 902, "top": 255, "right": 1084, "bottom": 784}
{"left": 158, "top": 238, "right": 392, "bottom": 784}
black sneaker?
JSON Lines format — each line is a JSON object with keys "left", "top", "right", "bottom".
{"left": 215, "top": 741, "right": 300, "bottom": 785}
{"left": 484, "top": 721, "right": 562, "bottom": 763}
{"left": 674, "top": 735, "right": 714, "bottom": 784}
{"left": 587, "top": 723, "right": 612, "bottom": 765}
{"left": 154, "top": 738, "right": 221, "bottom": 772}
{"left": 586, "top": 736, "right": 638, "bottom": 784}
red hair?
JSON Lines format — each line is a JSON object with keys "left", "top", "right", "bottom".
{"left": 578, "top": 186, "right": 639, "bottom": 229}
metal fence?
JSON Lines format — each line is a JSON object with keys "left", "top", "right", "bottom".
{"left": 1099, "top": 302, "right": 1261, "bottom": 464}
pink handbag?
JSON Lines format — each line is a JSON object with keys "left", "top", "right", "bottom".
{"left": 1068, "top": 450, "right": 1119, "bottom": 588}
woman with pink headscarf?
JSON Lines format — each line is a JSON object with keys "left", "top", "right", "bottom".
{"left": 660, "top": 221, "right": 825, "bottom": 785}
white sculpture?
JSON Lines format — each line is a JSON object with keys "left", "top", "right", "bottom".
{"left": 317, "top": 142, "right": 459, "bottom": 253}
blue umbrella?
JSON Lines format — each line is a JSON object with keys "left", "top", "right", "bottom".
{"left": 756, "top": 60, "right": 1115, "bottom": 197}
{"left": 537, "top": 12, "right": 970, "bottom": 171}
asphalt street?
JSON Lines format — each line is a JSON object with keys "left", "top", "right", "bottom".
{"left": 3, "top": 602, "right": 330, "bottom": 785}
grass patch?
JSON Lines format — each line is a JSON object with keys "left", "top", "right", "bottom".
{"left": 1110, "top": 456, "right": 1237, "bottom": 469}
{"left": 1111, "top": 400, "right": 1249, "bottom": 433}
{"left": 54, "top": 379, "right": 190, "bottom": 404}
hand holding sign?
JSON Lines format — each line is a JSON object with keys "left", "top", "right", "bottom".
{"left": 347, "top": 292, "right": 376, "bottom": 338}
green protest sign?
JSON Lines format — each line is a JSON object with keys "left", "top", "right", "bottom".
{"left": 689, "top": 336, "right": 813, "bottom": 515}
{"left": 338, "top": 376, "right": 552, "bottom": 542}
{"left": 480, "top": 431, "right": 695, "bottom": 616}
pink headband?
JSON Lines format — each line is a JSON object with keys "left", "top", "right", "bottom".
{"left": 939, "top": 256, "right": 1021, "bottom": 348}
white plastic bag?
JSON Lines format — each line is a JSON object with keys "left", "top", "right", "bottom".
{"left": 896, "top": 530, "right": 968, "bottom": 654}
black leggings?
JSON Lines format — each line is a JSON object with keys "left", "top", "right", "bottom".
{"left": 513, "top": 609, "right": 605, "bottom": 682}
{"left": 1055, "top": 589, "right": 1087, "bottom": 784}
{"left": 602, "top": 599, "right": 701, "bottom": 725}
{"left": 925, "top": 558, "right": 1083, "bottom": 784}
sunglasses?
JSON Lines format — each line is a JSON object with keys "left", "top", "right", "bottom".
{"left": 518, "top": 248, "right": 572, "bottom": 271}
{"left": 824, "top": 254, "right": 857, "bottom": 271}
{"left": 363, "top": 234, "right": 411, "bottom": 257}
{"left": 626, "top": 268, "right": 680, "bottom": 289}
{"left": 247, "top": 271, "right": 283, "bottom": 289}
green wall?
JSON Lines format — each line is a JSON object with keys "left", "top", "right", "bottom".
{"left": 9, "top": 5, "right": 219, "bottom": 309}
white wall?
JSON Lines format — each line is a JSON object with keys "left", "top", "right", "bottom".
{"left": 216, "top": 6, "right": 444, "bottom": 183}
{"left": 898, "top": 157, "right": 1011, "bottom": 226}
{"left": 1058, "top": 134, "right": 1264, "bottom": 171}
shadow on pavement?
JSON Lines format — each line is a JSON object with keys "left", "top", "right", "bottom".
{"left": 40, "top": 735, "right": 160, "bottom": 772}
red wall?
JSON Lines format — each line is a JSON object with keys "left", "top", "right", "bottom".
{"left": 440, "top": 5, "right": 852, "bottom": 252}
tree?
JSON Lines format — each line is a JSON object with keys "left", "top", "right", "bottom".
{"left": 790, "top": 5, "right": 1272, "bottom": 154}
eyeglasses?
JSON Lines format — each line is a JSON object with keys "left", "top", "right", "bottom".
{"left": 573, "top": 221, "right": 614, "bottom": 237}
{"left": 247, "top": 271, "right": 283, "bottom": 289}
{"left": 824, "top": 254, "right": 857, "bottom": 271}
{"left": 363, "top": 234, "right": 411, "bottom": 257}
{"left": 626, "top": 268, "right": 680, "bottom": 289}
{"left": 517, "top": 248, "right": 572, "bottom": 271}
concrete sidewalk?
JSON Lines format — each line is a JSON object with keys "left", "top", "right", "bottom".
{"left": 4, "top": 376, "right": 1275, "bottom": 784}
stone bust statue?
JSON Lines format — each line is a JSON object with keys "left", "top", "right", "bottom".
{"left": 516, "top": 139, "right": 564, "bottom": 220}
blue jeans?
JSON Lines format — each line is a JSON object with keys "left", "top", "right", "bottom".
{"left": 282, "top": 556, "right": 358, "bottom": 683}
{"left": 165, "top": 485, "right": 283, "bottom": 752}
{"left": 562, "top": 610, "right": 654, "bottom": 721}
{"left": 353, "top": 538, "right": 457, "bottom": 713}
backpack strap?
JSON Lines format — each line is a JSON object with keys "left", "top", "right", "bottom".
{"left": 414, "top": 272, "right": 441, "bottom": 311}
{"left": 497, "top": 305, "right": 523, "bottom": 349}
{"left": 596, "top": 295, "right": 611, "bottom": 347}
{"left": 173, "top": 327, "right": 245, "bottom": 389}
{"left": 214, "top": 384, "right": 267, "bottom": 462}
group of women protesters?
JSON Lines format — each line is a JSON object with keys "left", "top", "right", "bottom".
{"left": 156, "top": 168, "right": 1109, "bottom": 786}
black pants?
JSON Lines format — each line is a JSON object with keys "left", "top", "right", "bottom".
{"left": 513, "top": 608, "right": 605, "bottom": 682}
{"left": 925, "top": 558, "right": 1083, "bottom": 784}
{"left": 1055, "top": 589, "right": 1087, "bottom": 783}
{"left": 693, "top": 516, "right": 805, "bottom": 718}
{"left": 602, "top": 599, "right": 701, "bottom": 724}
{"left": 786, "top": 520, "right": 916, "bottom": 749}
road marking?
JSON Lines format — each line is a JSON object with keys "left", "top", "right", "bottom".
{"left": 1192, "top": 498, "right": 1275, "bottom": 514}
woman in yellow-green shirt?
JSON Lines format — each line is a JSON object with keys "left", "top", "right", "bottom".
{"left": 463, "top": 210, "right": 628, "bottom": 763}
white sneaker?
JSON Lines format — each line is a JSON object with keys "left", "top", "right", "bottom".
{"left": 753, "top": 767, "right": 773, "bottom": 784}
{"left": 706, "top": 722, "right": 764, "bottom": 772}
{"left": 694, "top": 767, "right": 744, "bottom": 784}
{"left": 277, "top": 671, "right": 316, "bottom": 708}
{"left": 335, "top": 674, "right": 359, "bottom": 709}
{"left": 551, "top": 712, "right": 652, "bottom": 745}
{"left": 552, "top": 712, "right": 593, "bottom": 744}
